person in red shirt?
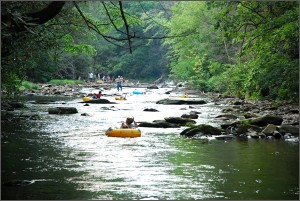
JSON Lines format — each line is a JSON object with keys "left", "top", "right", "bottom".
{"left": 96, "top": 91, "right": 102, "bottom": 99}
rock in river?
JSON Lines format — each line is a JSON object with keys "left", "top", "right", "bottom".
{"left": 249, "top": 114, "right": 283, "bottom": 127}
{"left": 278, "top": 124, "right": 299, "bottom": 135}
{"left": 181, "top": 113, "right": 199, "bottom": 119}
{"left": 48, "top": 107, "right": 78, "bottom": 114}
{"left": 156, "top": 98, "right": 207, "bottom": 105}
{"left": 81, "top": 99, "right": 114, "bottom": 104}
{"left": 261, "top": 124, "right": 277, "bottom": 135}
{"left": 180, "top": 124, "right": 223, "bottom": 137}
{"left": 165, "top": 117, "right": 196, "bottom": 125}
{"left": 138, "top": 120, "right": 180, "bottom": 128}
{"left": 143, "top": 108, "right": 159, "bottom": 112}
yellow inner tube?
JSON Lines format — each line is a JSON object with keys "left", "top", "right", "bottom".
{"left": 83, "top": 97, "right": 92, "bottom": 102}
{"left": 106, "top": 128, "right": 141, "bottom": 138}
{"left": 115, "top": 97, "right": 126, "bottom": 100}
{"left": 180, "top": 95, "right": 189, "bottom": 98}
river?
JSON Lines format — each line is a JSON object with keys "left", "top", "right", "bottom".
{"left": 1, "top": 87, "right": 299, "bottom": 200}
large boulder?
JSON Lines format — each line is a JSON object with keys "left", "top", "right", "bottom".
{"left": 180, "top": 124, "right": 223, "bottom": 137}
{"left": 181, "top": 113, "right": 199, "bottom": 119}
{"left": 147, "top": 85, "right": 159, "bottom": 89}
{"left": 82, "top": 99, "right": 113, "bottom": 104}
{"left": 156, "top": 98, "right": 207, "bottom": 105}
{"left": 164, "top": 117, "right": 196, "bottom": 125}
{"left": 143, "top": 108, "right": 159, "bottom": 112}
{"left": 48, "top": 107, "right": 78, "bottom": 114}
{"left": 278, "top": 125, "right": 299, "bottom": 135}
{"left": 220, "top": 121, "right": 240, "bottom": 129}
{"left": 249, "top": 115, "right": 283, "bottom": 127}
{"left": 138, "top": 121, "right": 180, "bottom": 128}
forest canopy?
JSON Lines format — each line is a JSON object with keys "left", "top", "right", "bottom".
{"left": 1, "top": 1, "right": 299, "bottom": 101}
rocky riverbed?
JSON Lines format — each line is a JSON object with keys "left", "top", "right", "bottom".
{"left": 1, "top": 82, "right": 299, "bottom": 142}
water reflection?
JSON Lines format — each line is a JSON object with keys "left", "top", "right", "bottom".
{"left": 1, "top": 87, "right": 299, "bottom": 200}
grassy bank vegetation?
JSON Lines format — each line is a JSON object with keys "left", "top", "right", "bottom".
{"left": 48, "top": 79, "right": 85, "bottom": 85}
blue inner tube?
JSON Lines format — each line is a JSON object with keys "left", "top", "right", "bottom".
{"left": 133, "top": 91, "right": 143, "bottom": 94}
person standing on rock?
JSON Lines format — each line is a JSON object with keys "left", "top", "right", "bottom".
{"left": 102, "top": 75, "right": 107, "bottom": 83}
{"left": 88, "top": 72, "right": 94, "bottom": 82}
{"left": 115, "top": 76, "right": 122, "bottom": 91}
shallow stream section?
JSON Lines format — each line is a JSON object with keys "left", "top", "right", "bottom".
{"left": 1, "top": 87, "right": 299, "bottom": 200}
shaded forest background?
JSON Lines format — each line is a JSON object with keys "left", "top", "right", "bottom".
{"left": 1, "top": 1, "right": 299, "bottom": 101}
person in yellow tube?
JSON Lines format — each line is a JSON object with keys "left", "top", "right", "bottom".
{"left": 120, "top": 117, "right": 138, "bottom": 129}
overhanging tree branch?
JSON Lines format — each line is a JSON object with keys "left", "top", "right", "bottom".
{"left": 73, "top": 1, "right": 128, "bottom": 48}
{"left": 118, "top": 1, "right": 133, "bottom": 53}
{"left": 73, "top": 1, "right": 195, "bottom": 53}
{"left": 1, "top": 1, "right": 66, "bottom": 32}
{"left": 240, "top": 2, "right": 266, "bottom": 19}
{"left": 102, "top": 1, "right": 127, "bottom": 35}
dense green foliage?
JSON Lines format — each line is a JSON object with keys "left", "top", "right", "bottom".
{"left": 1, "top": 1, "right": 171, "bottom": 96}
{"left": 165, "top": 1, "right": 299, "bottom": 101}
{"left": 1, "top": 1, "right": 298, "bottom": 102}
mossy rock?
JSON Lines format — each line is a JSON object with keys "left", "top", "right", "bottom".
{"left": 180, "top": 124, "right": 223, "bottom": 137}
{"left": 249, "top": 115, "right": 283, "bottom": 127}
{"left": 243, "top": 112, "right": 260, "bottom": 119}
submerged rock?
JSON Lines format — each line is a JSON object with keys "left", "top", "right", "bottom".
{"left": 181, "top": 113, "right": 199, "bottom": 119}
{"left": 138, "top": 121, "right": 180, "bottom": 128}
{"left": 143, "top": 108, "right": 159, "bottom": 112}
{"left": 7, "top": 101, "right": 26, "bottom": 109}
{"left": 3, "top": 180, "right": 35, "bottom": 187}
{"left": 165, "top": 117, "right": 196, "bottom": 125}
{"left": 31, "top": 100, "right": 56, "bottom": 104}
{"left": 156, "top": 98, "right": 207, "bottom": 105}
{"left": 48, "top": 107, "right": 78, "bottom": 114}
{"left": 215, "top": 135, "right": 235, "bottom": 140}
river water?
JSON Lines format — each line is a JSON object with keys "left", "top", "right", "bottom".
{"left": 1, "top": 87, "right": 299, "bottom": 200}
